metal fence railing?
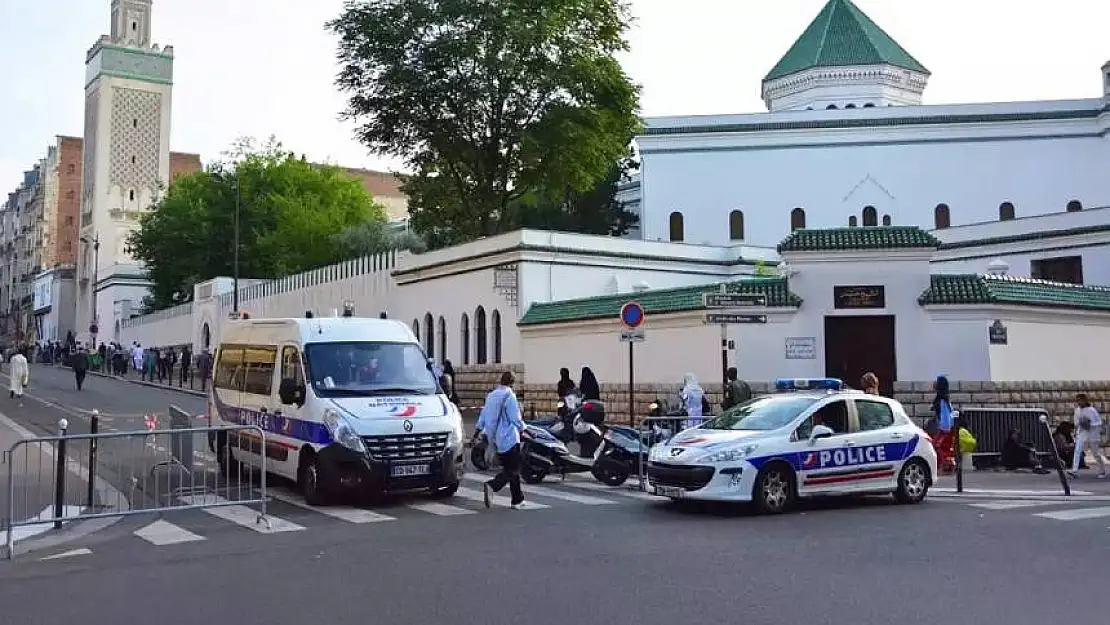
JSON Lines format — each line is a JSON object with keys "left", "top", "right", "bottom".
{"left": 3, "top": 418, "right": 269, "bottom": 558}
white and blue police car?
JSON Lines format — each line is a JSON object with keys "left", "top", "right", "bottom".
{"left": 646, "top": 378, "right": 938, "bottom": 514}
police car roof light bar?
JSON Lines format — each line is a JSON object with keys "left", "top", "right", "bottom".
{"left": 774, "top": 378, "right": 844, "bottom": 392}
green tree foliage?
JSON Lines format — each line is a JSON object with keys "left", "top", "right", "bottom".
{"left": 127, "top": 138, "right": 402, "bottom": 311}
{"left": 329, "top": 0, "right": 641, "bottom": 249}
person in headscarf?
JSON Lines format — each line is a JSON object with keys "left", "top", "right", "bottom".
{"left": 441, "top": 360, "right": 459, "bottom": 405}
{"left": 579, "top": 367, "right": 600, "bottom": 401}
{"left": 556, "top": 368, "right": 577, "bottom": 398}
{"left": 931, "top": 375, "right": 956, "bottom": 472}
{"left": 680, "top": 373, "right": 706, "bottom": 429}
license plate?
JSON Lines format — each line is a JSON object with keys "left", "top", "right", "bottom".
{"left": 654, "top": 485, "right": 684, "bottom": 498}
{"left": 391, "top": 464, "right": 431, "bottom": 477}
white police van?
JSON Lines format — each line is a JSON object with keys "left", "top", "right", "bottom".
{"left": 646, "top": 378, "right": 937, "bottom": 513}
{"left": 207, "top": 315, "right": 465, "bottom": 505}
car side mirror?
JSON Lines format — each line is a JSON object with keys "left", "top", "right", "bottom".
{"left": 808, "top": 424, "right": 834, "bottom": 445}
{"left": 278, "top": 377, "right": 305, "bottom": 406}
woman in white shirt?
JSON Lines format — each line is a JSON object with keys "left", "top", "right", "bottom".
{"left": 1069, "top": 393, "right": 1106, "bottom": 479}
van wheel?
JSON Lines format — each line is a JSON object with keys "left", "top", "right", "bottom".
{"left": 753, "top": 463, "right": 796, "bottom": 514}
{"left": 299, "top": 453, "right": 328, "bottom": 506}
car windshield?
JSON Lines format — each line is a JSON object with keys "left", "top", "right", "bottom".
{"left": 304, "top": 341, "right": 438, "bottom": 397}
{"left": 701, "top": 396, "right": 819, "bottom": 431}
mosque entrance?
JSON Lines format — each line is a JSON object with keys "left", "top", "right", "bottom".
{"left": 823, "top": 315, "right": 896, "bottom": 396}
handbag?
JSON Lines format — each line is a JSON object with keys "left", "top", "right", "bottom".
{"left": 1078, "top": 413, "right": 1092, "bottom": 431}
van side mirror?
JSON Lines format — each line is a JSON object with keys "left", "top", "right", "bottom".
{"left": 808, "top": 424, "right": 834, "bottom": 445}
{"left": 278, "top": 377, "right": 305, "bottom": 407}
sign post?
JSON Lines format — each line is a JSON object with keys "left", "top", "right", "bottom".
{"left": 702, "top": 287, "right": 767, "bottom": 392}
{"left": 619, "top": 302, "right": 645, "bottom": 427}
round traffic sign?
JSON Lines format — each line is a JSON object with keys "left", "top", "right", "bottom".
{"left": 620, "top": 301, "right": 645, "bottom": 329}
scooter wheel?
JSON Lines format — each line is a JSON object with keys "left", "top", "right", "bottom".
{"left": 591, "top": 466, "right": 629, "bottom": 487}
{"left": 522, "top": 468, "right": 546, "bottom": 484}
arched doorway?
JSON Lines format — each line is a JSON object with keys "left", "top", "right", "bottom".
{"left": 475, "top": 307, "right": 487, "bottom": 364}
{"left": 202, "top": 323, "right": 211, "bottom": 350}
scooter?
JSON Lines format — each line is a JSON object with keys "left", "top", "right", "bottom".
{"left": 525, "top": 392, "right": 583, "bottom": 445}
{"left": 521, "top": 402, "right": 645, "bottom": 486}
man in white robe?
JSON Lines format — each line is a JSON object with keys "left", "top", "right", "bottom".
{"left": 9, "top": 350, "right": 29, "bottom": 399}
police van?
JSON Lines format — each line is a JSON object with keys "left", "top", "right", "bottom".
{"left": 646, "top": 378, "right": 937, "bottom": 513}
{"left": 207, "top": 315, "right": 465, "bottom": 505}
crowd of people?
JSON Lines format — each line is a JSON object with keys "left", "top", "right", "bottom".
{"left": 3, "top": 340, "right": 214, "bottom": 393}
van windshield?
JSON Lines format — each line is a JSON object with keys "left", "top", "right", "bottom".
{"left": 304, "top": 341, "right": 438, "bottom": 397}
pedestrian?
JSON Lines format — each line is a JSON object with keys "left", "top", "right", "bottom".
{"left": 680, "top": 373, "right": 706, "bottom": 428}
{"left": 931, "top": 375, "right": 957, "bottom": 472}
{"left": 180, "top": 345, "right": 192, "bottom": 387}
{"left": 860, "top": 372, "right": 879, "bottom": 395}
{"left": 8, "top": 349, "right": 28, "bottom": 399}
{"left": 1069, "top": 393, "right": 1106, "bottom": 479}
{"left": 73, "top": 346, "right": 89, "bottom": 391}
{"left": 579, "top": 366, "right": 600, "bottom": 401}
{"left": 440, "top": 359, "right": 459, "bottom": 405}
{"left": 473, "top": 371, "right": 528, "bottom": 510}
{"left": 722, "top": 367, "right": 752, "bottom": 410}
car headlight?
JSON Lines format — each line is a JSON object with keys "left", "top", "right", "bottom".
{"left": 700, "top": 445, "right": 758, "bottom": 464}
{"left": 323, "top": 409, "right": 366, "bottom": 453}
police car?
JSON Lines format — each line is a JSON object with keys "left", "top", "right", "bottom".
{"left": 646, "top": 378, "right": 937, "bottom": 514}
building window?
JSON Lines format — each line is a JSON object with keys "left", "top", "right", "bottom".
{"left": 437, "top": 316, "right": 447, "bottom": 364}
{"left": 728, "top": 210, "right": 744, "bottom": 241}
{"left": 934, "top": 204, "right": 950, "bottom": 229}
{"left": 790, "top": 207, "right": 806, "bottom": 231}
{"left": 882, "top": 214, "right": 891, "bottom": 226}
{"left": 999, "top": 202, "right": 1015, "bottom": 221}
{"left": 1032, "top": 256, "right": 1083, "bottom": 284}
{"left": 475, "top": 307, "right": 488, "bottom": 364}
{"left": 65, "top": 216, "right": 74, "bottom": 225}
{"left": 423, "top": 313, "right": 434, "bottom": 358}
{"left": 826, "top": 104, "right": 838, "bottom": 110}
{"left": 66, "top": 164, "right": 75, "bottom": 174}
{"left": 132, "top": 21, "right": 137, "bottom": 31}
{"left": 1066, "top": 200, "right": 1083, "bottom": 212}
{"left": 848, "top": 216, "right": 857, "bottom": 227}
{"left": 668, "top": 211, "right": 684, "bottom": 242}
{"left": 129, "top": 189, "right": 135, "bottom": 201}
{"left": 460, "top": 313, "right": 470, "bottom": 365}
{"left": 412, "top": 319, "right": 420, "bottom": 341}
{"left": 491, "top": 310, "right": 502, "bottom": 364}
{"left": 66, "top": 190, "right": 75, "bottom": 200}
{"left": 845, "top": 104, "right": 856, "bottom": 109}
{"left": 863, "top": 103, "right": 875, "bottom": 108}
{"left": 862, "top": 206, "right": 877, "bottom": 226}
{"left": 130, "top": 155, "right": 136, "bottom": 164}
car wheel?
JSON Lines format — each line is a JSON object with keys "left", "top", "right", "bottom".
{"left": 429, "top": 483, "right": 459, "bottom": 499}
{"left": 894, "top": 458, "right": 930, "bottom": 504}
{"left": 753, "top": 463, "right": 795, "bottom": 514}
{"left": 299, "top": 454, "right": 328, "bottom": 506}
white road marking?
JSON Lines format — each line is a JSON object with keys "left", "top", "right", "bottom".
{"left": 40, "top": 548, "right": 93, "bottom": 560}
{"left": 1034, "top": 507, "right": 1110, "bottom": 521}
{"left": 134, "top": 519, "right": 206, "bottom": 545}
{"left": 406, "top": 502, "right": 477, "bottom": 516}
{"left": 560, "top": 480, "right": 660, "bottom": 501}
{"left": 267, "top": 489, "right": 395, "bottom": 523}
{"left": 177, "top": 494, "right": 304, "bottom": 533}
{"left": 933, "top": 487, "right": 1094, "bottom": 496}
{"left": 9, "top": 505, "right": 84, "bottom": 542}
{"left": 969, "top": 500, "right": 1061, "bottom": 510}
{"left": 454, "top": 485, "right": 549, "bottom": 509}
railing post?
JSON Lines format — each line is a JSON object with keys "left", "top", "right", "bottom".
{"left": 87, "top": 410, "right": 99, "bottom": 507}
{"left": 54, "top": 419, "right": 68, "bottom": 530}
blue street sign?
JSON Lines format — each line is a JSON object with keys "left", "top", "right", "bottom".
{"left": 620, "top": 301, "right": 645, "bottom": 329}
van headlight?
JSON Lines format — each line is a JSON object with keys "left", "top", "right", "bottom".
{"left": 700, "top": 445, "right": 758, "bottom": 464}
{"left": 323, "top": 409, "right": 366, "bottom": 453}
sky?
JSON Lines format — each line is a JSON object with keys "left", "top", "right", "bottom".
{"left": 1, "top": 0, "right": 1108, "bottom": 191}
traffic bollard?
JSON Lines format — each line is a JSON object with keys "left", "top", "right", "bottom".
{"left": 54, "top": 418, "right": 68, "bottom": 530}
{"left": 954, "top": 425, "right": 963, "bottom": 493}
{"left": 87, "top": 410, "right": 99, "bottom": 507}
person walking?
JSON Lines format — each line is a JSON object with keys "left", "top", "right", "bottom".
{"left": 8, "top": 349, "right": 28, "bottom": 399}
{"left": 1069, "top": 393, "right": 1106, "bottom": 479}
{"left": 73, "top": 346, "right": 89, "bottom": 391}
{"left": 722, "top": 367, "right": 752, "bottom": 410}
{"left": 473, "top": 371, "right": 528, "bottom": 510}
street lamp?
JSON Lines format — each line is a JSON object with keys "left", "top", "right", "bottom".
{"left": 213, "top": 171, "right": 241, "bottom": 314}
{"left": 80, "top": 232, "right": 100, "bottom": 344}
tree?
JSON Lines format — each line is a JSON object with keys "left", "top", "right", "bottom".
{"left": 329, "top": 0, "right": 641, "bottom": 249}
{"left": 127, "top": 137, "right": 398, "bottom": 311}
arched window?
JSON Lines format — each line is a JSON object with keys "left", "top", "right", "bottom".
{"left": 826, "top": 104, "right": 838, "bottom": 110}
{"left": 1067, "top": 200, "right": 1083, "bottom": 212}
{"left": 845, "top": 103, "right": 856, "bottom": 109}
{"left": 423, "top": 313, "right": 434, "bottom": 358}
{"left": 863, "top": 103, "right": 875, "bottom": 108}
{"left": 475, "top": 307, "right": 488, "bottom": 365}
{"left": 862, "top": 206, "right": 877, "bottom": 227}
{"left": 790, "top": 207, "right": 806, "bottom": 231}
{"left": 881, "top": 214, "right": 891, "bottom": 226}
{"left": 202, "top": 323, "right": 211, "bottom": 350}
{"left": 728, "top": 210, "right": 744, "bottom": 241}
{"left": 848, "top": 216, "right": 858, "bottom": 227}
{"left": 491, "top": 310, "right": 502, "bottom": 364}
{"left": 437, "top": 316, "right": 447, "bottom": 364}
{"left": 412, "top": 319, "right": 420, "bottom": 341}
{"left": 460, "top": 313, "right": 470, "bottom": 365}
{"left": 999, "top": 202, "right": 1015, "bottom": 221}
{"left": 668, "top": 211, "right": 684, "bottom": 242}
{"left": 934, "top": 204, "right": 950, "bottom": 229}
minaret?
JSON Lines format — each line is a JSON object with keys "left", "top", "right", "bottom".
{"left": 76, "top": 0, "right": 174, "bottom": 344}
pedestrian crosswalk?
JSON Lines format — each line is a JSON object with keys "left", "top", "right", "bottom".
{"left": 957, "top": 497, "right": 1110, "bottom": 523}
{"left": 124, "top": 472, "right": 655, "bottom": 548}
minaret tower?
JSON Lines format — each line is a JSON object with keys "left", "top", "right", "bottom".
{"left": 76, "top": 0, "right": 174, "bottom": 344}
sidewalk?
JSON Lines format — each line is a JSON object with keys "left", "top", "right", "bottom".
{"left": 933, "top": 465, "right": 1110, "bottom": 499}
{"left": 56, "top": 363, "right": 207, "bottom": 398}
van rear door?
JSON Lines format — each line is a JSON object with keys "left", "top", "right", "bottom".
{"left": 210, "top": 343, "right": 244, "bottom": 453}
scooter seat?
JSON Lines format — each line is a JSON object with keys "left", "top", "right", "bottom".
{"left": 527, "top": 418, "right": 558, "bottom": 428}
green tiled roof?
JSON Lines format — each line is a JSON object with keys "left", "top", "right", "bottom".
{"left": 777, "top": 226, "right": 940, "bottom": 253}
{"left": 518, "top": 278, "right": 802, "bottom": 326}
{"left": 919, "top": 274, "right": 1110, "bottom": 312}
{"left": 764, "top": 0, "right": 929, "bottom": 82}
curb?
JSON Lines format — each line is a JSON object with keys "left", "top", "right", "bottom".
{"left": 0, "top": 409, "right": 132, "bottom": 559}
{"left": 60, "top": 365, "right": 207, "bottom": 398}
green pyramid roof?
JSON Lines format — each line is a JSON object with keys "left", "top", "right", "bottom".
{"left": 764, "top": 0, "right": 929, "bottom": 82}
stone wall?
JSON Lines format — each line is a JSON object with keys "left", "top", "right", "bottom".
{"left": 452, "top": 366, "right": 1110, "bottom": 427}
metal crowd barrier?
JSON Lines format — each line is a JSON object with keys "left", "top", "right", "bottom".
{"left": 634, "top": 415, "right": 703, "bottom": 492}
{"left": 3, "top": 419, "right": 269, "bottom": 559}
{"left": 959, "top": 407, "right": 1054, "bottom": 465}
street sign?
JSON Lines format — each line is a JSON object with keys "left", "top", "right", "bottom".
{"left": 703, "top": 314, "right": 767, "bottom": 324}
{"left": 620, "top": 329, "right": 646, "bottom": 342}
{"left": 619, "top": 301, "right": 645, "bottom": 329}
{"left": 702, "top": 293, "right": 766, "bottom": 308}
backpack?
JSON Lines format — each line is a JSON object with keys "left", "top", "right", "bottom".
{"left": 1078, "top": 412, "right": 1092, "bottom": 431}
